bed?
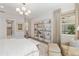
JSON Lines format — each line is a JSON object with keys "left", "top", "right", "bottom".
{"left": 0, "top": 38, "right": 39, "bottom": 56}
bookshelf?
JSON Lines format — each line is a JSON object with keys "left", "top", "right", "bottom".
{"left": 34, "top": 20, "right": 51, "bottom": 43}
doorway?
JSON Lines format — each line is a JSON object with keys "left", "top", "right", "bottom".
{"left": 6, "top": 20, "right": 14, "bottom": 39}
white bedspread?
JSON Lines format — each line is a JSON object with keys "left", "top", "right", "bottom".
{"left": 0, "top": 38, "right": 39, "bottom": 56}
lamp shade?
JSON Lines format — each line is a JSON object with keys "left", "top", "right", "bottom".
{"left": 19, "top": 11, "right": 23, "bottom": 15}
{"left": 27, "top": 10, "right": 31, "bottom": 14}
{"left": 22, "top": 7, "right": 26, "bottom": 11}
{"left": 16, "top": 8, "right": 20, "bottom": 12}
{"left": 25, "top": 12, "right": 29, "bottom": 16}
{"left": 77, "top": 26, "right": 79, "bottom": 31}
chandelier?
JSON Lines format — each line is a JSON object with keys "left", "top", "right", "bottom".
{"left": 16, "top": 3, "right": 31, "bottom": 16}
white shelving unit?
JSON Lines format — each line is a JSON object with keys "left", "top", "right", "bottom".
{"left": 34, "top": 20, "right": 51, "bottom": 43}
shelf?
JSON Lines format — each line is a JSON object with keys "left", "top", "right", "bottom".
{"left": 34, "top": 20, "right": 51, "bottom": 43}
{"left": 61, "top": 23, "right": 75, "bottom": 25}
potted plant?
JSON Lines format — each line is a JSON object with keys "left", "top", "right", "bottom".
{"left": 68, "top": 24, "right": 75, "bottom": 34}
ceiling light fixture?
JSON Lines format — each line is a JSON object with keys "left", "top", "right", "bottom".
{"left": 16, "top": 3, "right": 31, "bottom": 16}
{"left": 0, "top": 5, "right": 4, "bottom": 8}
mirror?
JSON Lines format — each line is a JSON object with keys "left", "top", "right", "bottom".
{"left": 60, "top": 10, "right": 76, "bottom": 45}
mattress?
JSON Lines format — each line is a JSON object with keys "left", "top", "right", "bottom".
{"left": 0, "top": 38, "right": 39, "bottom": 56}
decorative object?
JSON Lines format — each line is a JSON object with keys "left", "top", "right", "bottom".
{"left": 68, "top": 24, "right": 75, "bottom": 34}
{"left": 18, "top": 24, "right": 23, "bottom": 31}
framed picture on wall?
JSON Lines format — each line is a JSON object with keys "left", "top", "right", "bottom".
{"left": 18, "top": 24, "right": 23, "bottom": 31}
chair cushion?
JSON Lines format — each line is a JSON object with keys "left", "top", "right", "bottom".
{"left": 48, "top": 43, "right": 61, "bottom": 52}
{"left": 48, "top": 43, "right": 61, "bottom": 56}
{"left": 68, "top": 46, "right": 79, "bottom": 56}
{"left": 61, "top": 44, "right": 69, "bottom": 56}
{"left": 61, "top": 44, "right": 79, "bottom": 56}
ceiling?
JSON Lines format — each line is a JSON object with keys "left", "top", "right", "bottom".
{"left": 0, "top": 3, "right": 75, "bottom": 20}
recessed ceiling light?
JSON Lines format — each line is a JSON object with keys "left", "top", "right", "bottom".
{"left": 0, "top": 5, "right": 4, "bottom": 8}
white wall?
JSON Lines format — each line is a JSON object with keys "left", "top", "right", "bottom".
{"left": 12, "top": 18, "right": 25, "bottom": 39}
{"left": 0, "top": 14, "right": 25, "bottom": 39}
{"left": 0, "top": 15, "right": 6, "bottom": 39}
